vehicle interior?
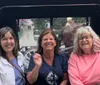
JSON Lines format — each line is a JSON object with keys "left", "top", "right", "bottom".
{"left": 0, "top": 0, "right": 100, "bottom": 36}
{"left": 0, "top": 1, "right": 100, "bottom": 84}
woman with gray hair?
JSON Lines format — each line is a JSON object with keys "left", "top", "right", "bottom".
{"left": 68, "top": 26, "right": 100, "bottom": 85}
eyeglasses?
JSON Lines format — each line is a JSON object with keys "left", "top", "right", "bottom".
{"left": 79, "top": 35, "right": 92, "bottom": 40}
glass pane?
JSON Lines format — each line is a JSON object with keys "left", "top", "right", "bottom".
{"left": 53, "top": 17, "right": 88, "bottom": 58}
{"left": 17, "top": 18, "right": 50, "bottom": 68}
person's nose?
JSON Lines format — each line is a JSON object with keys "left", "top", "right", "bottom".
{"left": 47, "top": 39, "right": 51, "bottom": 42}
{"left": 82, "top": 37, "right": 86, "bottom": 41}
{"left": 7, "top": 39, "right": 11, "bottom": 43}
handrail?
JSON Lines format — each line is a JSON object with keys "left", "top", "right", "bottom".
{"left": 0, "top": 4, "right": 98, "bottom": 11}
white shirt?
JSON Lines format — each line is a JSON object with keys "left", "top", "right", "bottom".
{"left": 0, "top": 52, "right": 25, "bottom": 85}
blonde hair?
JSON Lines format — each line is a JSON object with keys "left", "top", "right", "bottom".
{"left": 73, "top": 26, "right": 99, "bottom": 55}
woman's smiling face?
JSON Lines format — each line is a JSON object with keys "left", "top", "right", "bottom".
{"left": 79, "top": 32, "right": 93, "bottom": 53}
{"left": 0, "top": 31, "right": 15, "bottom": 53}
{"left": 41, "top": 33, "right": 56, "bottom": 51}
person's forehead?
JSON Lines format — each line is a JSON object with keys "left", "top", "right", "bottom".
{"left": 81, "top": 32, "right": 91, "bottom": 36}
{"left": 43, "top": 33, "right": 54, "bottom": 38}
{"left": 3, "top": 31, "right": 12, "bottom": 36}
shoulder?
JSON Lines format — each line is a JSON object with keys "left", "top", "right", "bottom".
{"left": 0, "top": 57, "right": 12, "bottom": 73}
{"left": 0, "top": 57, "right": 8, "bottom": 65}
{"left": 66, "top": 23, "right": 70, "bottom": 26}
{"left": 70, "top": 53, "right": 78, "bottom": 57}
{"left": 56, "top": 53, "right": 66, "bottom": 58}
{"left": 69, "top": 53, "right": 78, "bottom": 62}
{"left": 56, "top": 53, "right": 68, "bottom": 61}
{"left": 0, "top": 57, "right": 4, "bottom": 64}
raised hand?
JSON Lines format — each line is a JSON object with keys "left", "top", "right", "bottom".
{"left": 33, "top": 53, "right": 42, "bottom": 68}
{"left": 93, "top": 39, "right": 100, "bottom": 53}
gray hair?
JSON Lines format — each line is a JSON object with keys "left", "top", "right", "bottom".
{"left": 73, "top": 26, "right": 99, "bottom": 55}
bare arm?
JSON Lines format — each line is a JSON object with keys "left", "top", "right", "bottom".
{"left": 26, "top": 53, "right": 42, "bottom": 84}
{"left": 27, "top": 65, "right": 40, "bottom": 83}
{"left": 93, "top": 39, "right": 100, "bottom": 53}
{"left": 60, "top": 72, "right": 68, "bottom": 85}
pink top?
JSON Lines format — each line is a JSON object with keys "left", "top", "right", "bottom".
{"left": 68, "top": 53, "right": 100, "bottom": 85}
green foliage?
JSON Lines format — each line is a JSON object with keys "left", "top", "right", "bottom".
{"left": 31, "top": 17, "right": 86, "bottom": 35}
{"left": 73, "top": 17, "right": 86, "bottom": 23}
{"left": 53, "top": 17, "right": 86, "bottom": 29}
{"left": 53, "top": 18, "right": 66, "bottom": 29}
{"left": 32, "top": 18, "right": 50, "bottom": 30}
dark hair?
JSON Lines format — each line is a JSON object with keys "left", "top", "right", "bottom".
{"left": 0, "top": 27, "right": 18, "bottom": 59}
{"left": 36, "top": 29, "right": 59, "bottom": 55}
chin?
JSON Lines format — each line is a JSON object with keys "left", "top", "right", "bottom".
{"left": 5, "top": 49, "right": 13, "bottom": 53}
{"left": 82, "top": 46, "right": 90, "bottom": 49}
{"left": 46, "top": 48, "right": 52, "bottom": 51}
{"left": 83, "top": 48, "right": 91, "bottom": 51}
